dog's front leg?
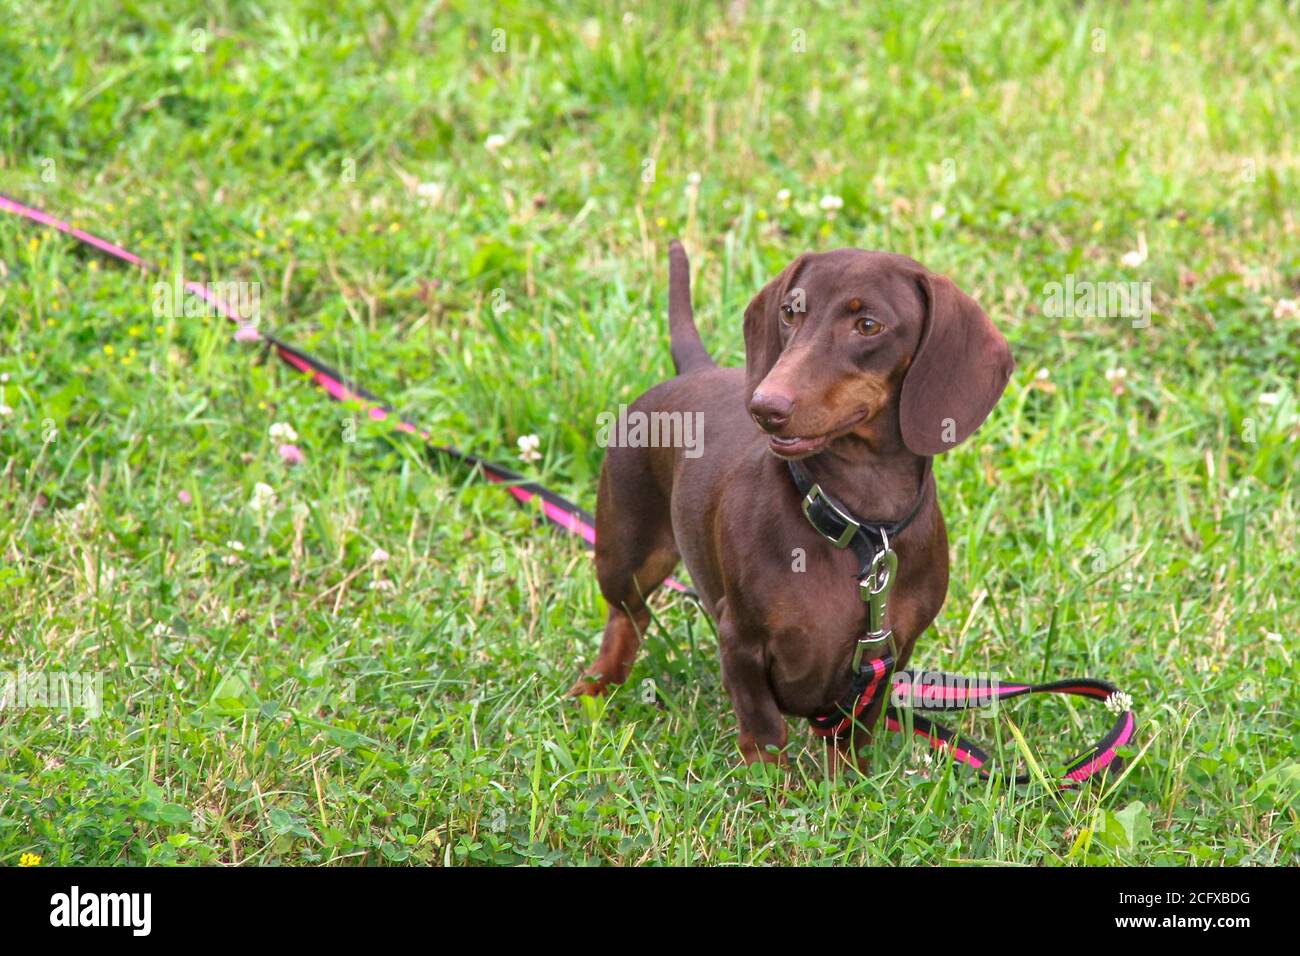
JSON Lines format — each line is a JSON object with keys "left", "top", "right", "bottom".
{"left": 718, "top": 618, "right": 788, "bottom": 765}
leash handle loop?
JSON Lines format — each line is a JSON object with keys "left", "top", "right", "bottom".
{"left": 813, "top": 662, "right": 1136, "bottom": 788}
{"left": 887, "top": 668, "right": 1136, "bottom": 787}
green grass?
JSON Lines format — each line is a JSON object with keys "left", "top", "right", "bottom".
{"left": 1, "top": 0, "right": 1298, "bottom": 865}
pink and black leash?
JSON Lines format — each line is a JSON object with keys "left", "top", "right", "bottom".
{"left": 810, "top": 656, "right": 1136, "bottom": 787}
{"left": 1, "top": 192, "right": 1135, "bottom": 785}
{"left": 0, "top": 191, "right": 670, "bottom": 583}
{"left": 888, "top": 671, "right": 1137, "bottom": 785}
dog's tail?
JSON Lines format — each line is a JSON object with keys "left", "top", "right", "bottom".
{"left": 668, "top": 240, "right": 715, "bottom": 375}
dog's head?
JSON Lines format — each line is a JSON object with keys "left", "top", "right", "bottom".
{"left": 743, "top": 249, "right": 1013, "bottom": 458}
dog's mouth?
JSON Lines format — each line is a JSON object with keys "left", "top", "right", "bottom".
{"left": 766, "top": 409, "right": 872, "bottom": 459}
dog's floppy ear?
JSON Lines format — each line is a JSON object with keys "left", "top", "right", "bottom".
{"left": 743, "top": 255, "right": 808, "bottom": 398}
{"left": 899, "top": 272, "right": 1014, "bottom": 456}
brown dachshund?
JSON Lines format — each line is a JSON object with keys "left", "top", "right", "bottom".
{"left": 570, "top": 241, "right": 1013, "bottom": 768}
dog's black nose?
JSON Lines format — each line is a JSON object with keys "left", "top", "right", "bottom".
{"left": 749, "top": 391, "right": 794, "bottom": 432}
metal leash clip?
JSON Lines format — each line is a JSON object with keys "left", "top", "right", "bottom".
{"left": 853, "top": 531, "right": 897, "bottom": 672}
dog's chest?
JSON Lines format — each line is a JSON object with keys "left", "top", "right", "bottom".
{"left": 754, "top": 543, "right": 936, "bottom": 717}
{"left": 757, "top": 580, "right": 871, "bottom": 716}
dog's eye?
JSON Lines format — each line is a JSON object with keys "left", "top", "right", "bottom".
{"left": 855, "top": 317, "right": 884, "bottom": 337}
{"left": 779, "top": 305, "right": 795, "bottom": 326}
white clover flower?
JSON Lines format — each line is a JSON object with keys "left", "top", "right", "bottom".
{"left": 1120, "top": 235, "right": 1148, "bottom": 268}
{"left": 0, "top": 404, "right": 12, "bottom": 417}
{"left": 269, "top": 422, "right": 298, "bottom": 443}
{"left": 1036, "top": 368, "right": 1051, "bottom": 380}
{"left": 484, "top": 133, "right": 507, "bottom": 152}
{"left": 1105, "top": 367, "right": 1128, "bottom": 382}
{"left": 248, "top": 482, "right": 277, "bottom": 514}
{"left": 1258, "top": 393, "right": 1280, "bottom": 406}
{"left": 368, "top": 578, "right": 395, "bottom": 593}
{"left": 517, "top": 434, "right": 541, "bottom": 463}
{"left": 416, "top": 182, "right": 445, "bottom": 206}
{"left": 904, "top": 750, "right": 934, "bottom": 778}
{"left": 930, "top": 202, "right": 946, "bottom": 220}
{"left": 776, "top": 188, "right": 792, "bottom": 205}
{"left": 818, "top": 194, "right": 844, "bottom": 212}
{"left": 1273, "top": 298, "right": 1298, "bottom": 320}
{"left": 223, "top": 540, "right": 245, "bottom": 565}
{"left": 1105, "top": 691, "right": 1133, "bottom": 714}
{"left": 370, "top": 547, "right": 390, "bottom": 564}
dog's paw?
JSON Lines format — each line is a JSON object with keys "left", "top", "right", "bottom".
{"left": 566, "top": 674, "right": 609, "bottom": 698}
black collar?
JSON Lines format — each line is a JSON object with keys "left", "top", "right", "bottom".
{"left": 787, "top": 457, "right": 931, "bottom": 576}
